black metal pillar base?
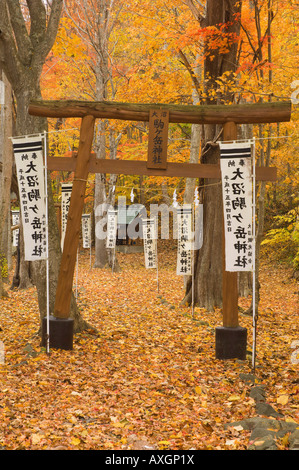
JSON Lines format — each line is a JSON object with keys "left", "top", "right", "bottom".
{"left": 215, "top": 326, "right": 247, "bottom": 360}
{"left": 41, "top": 315, "right": 74, "bottom": 350}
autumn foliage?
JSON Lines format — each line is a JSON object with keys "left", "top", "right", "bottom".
{"left": 42, "top": 1, "right": 298, "bottom": 252}
{"left": 0, "top": 243, "right": 298, "bottom": 450}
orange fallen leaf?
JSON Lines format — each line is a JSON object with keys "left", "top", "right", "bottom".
{"left": 71, "top": 437, "right": 81, "bottom": 446}
{"left": 277, "top": 395, "right": 289, "bottom": 405}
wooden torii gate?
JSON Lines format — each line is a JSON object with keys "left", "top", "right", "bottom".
{"left": 29, "top": 99, "right": 292, "bottom": 355}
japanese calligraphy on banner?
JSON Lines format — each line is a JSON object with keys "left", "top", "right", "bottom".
{"left": 106, "top": 209, "right": 118, "bottom": 249}
{"left": 219, "top": 142, "right": 253, "bottom": 272}
{"left": 61, "top": 183, "right": 72, "bottom": 250}
{"left": 81, "top": 214, "right": 91, "bottom": 249}
{"left": 11, "top": 210, "right": 20, "bottom": 247}
{"left": 177, "top": 205, "right": 193, "bottom": 276}
{"left": 142, "top": 218, "right": 157, "bottom": 269}
{"left": 147, "top": 109, "right": 169, "bottom": 169}
{"left": 12, "top": 136, "right": 47, "bottom": 261}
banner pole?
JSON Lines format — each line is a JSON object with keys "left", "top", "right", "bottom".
{"left": 252, "top": 138, "right": 257, "bottom": 372}
{"left": 43, "top": 131, "right": 50, "bottom": 355}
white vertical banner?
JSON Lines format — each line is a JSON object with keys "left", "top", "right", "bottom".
{"left": 11, "top": 210, "right": 20, "bottom": 247}
{"left": 219, "top": 142, "right": 253, "bottom": 272}
{"left": 142, "top": 218, "right": 157, "bottom": 269}
{"left": 106, "top": 209, "right": 118, "bottom": 249}
{"left": 61, "top": 183, "right": 72, "bottom": 250}
{"left": 176, "top": 205, "right": 192, "bottom": 276}
{"left": 81, "top": 214, "right": 91, "bottom": 248}
{"left": 12, "top": 136, "right": 47, "bottom": 261}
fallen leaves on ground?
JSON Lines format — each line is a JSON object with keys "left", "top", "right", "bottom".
{"left": 0, "top": 241, "right": 298, "bottom": 450}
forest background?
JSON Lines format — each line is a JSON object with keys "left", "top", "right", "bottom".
{"left": 0, "top": 0, "right": 298, "bottom": 451}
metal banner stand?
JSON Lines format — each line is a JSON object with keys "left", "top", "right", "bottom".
{"left": 43, "top": 131, "right": 50, "bottom": 355}
{"left": 252, "top": 138, "right": 257, "bottom": 372}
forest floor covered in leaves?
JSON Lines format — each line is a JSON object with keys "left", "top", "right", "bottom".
{"left": 0, "top": 241, "right": 298, "bottom": 450}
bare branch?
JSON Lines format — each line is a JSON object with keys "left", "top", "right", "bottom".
{"left": 5, "top": 0, "right": 33, "bottom": 65}
{"left": 178, "top": 49, "right": 202, "bottom": 100}
{"left": 182, "top": 0, "right": 206, "bottom": 25}
{"left": 0, "top": 0, "right": 23, "bottom": 86}
{"left": 43, "top": 0, "right": 63, "bottom": 59}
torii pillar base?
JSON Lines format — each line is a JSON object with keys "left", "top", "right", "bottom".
{"left": 215, "top": 326, "right": 247, "bottom": 360}
{"left": 41, "top": 315, "right": 74, "bottom": 351}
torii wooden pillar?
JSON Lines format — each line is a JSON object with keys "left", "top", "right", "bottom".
{"left": 29, "top": 99, "right": 292, "bottom": 353}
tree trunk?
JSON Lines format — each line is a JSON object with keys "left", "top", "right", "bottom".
{"left": 92, "top": 7, "right": 121, "bottom": 271}
{"left": 184, "top": 86, "right": 202, "bottom": 288}
{"left": 0, "top": 70, "right": 13, "bottom": 297}
{"left": 184, "top": 0, "right": 242, "bottom": 310}
{"left": 94, "top": 128, "right": 120, "bottom": 271}
{"left": 184, "top": 143, "right": 223, "bottom": 309}
{"left": 94, "top": 174, "right": 109, "bottom": 269}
